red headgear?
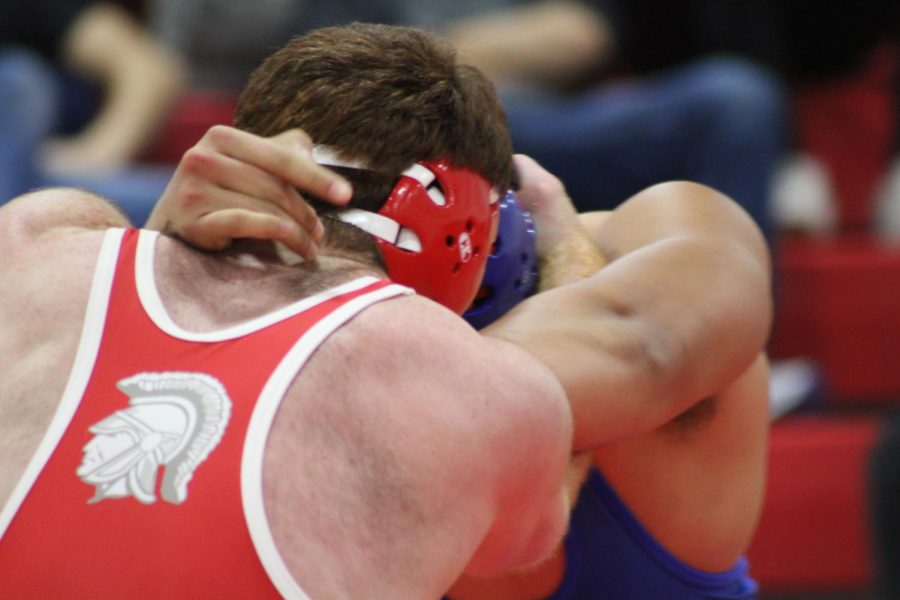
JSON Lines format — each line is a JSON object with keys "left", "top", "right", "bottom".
{"left": 313, "top": 147, "right": 499, "bottom": 314}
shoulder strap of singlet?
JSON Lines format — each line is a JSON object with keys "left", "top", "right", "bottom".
{"left": 133, "top": 228, "right": 404, "bottom": 341}
{"left": 239, "top": 276, "right": 412, "bottom": 599}
{"left": 0, "top": 227, "right": 126, "bottom": 540}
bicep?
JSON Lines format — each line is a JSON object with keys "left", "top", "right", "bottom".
{"left": 488, "top": 182, "right": 772, "bottom": 449}
{"left": 485, "top": 279, "right": 664, "bottom": 449}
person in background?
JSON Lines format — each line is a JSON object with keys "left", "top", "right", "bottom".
{"left": 148, "top": 0, "right": 785, "bottom": 240}
{"left": 0, "top": 1, "right": 184, "bottom": 222}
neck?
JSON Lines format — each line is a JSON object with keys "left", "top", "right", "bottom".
{"left": 154, "top": 236, "right": 385, "bottom": 331}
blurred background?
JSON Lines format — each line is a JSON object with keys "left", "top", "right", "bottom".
{"left": 3, "top": 1, "right": 900, "bottom": 598}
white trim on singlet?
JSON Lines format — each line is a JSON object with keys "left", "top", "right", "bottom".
{"left": 0, "top": 228, "right": 125, "bottom": 541}
{"left": 134, "top": 228, "right": 413, "bottom": 598}
{"left": 134, "top": 230, "right": 390, "bottom": 341}
{"left": 0, "top": 227, "right": 412, "bottom": 598}
{"left": 241, "top": 281, "right": 411, "bottom": 599}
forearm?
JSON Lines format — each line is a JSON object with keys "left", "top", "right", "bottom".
{"left": 489, "top": 182, "right": 771, "bottom": 450}
{"left": 443, "top": 0, "right": 614, "bottom": 88}
{"left": 536, "top": 221, "right": 607, "bottom": 291}
{"left": 76, "top": 49, "right": 183, "bottom": 164}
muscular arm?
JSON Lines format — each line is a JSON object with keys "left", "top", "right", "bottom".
{"left": 487, "top": 177, "right": 771, "bottom": 451}
{"left": 285, "top": 296, "right": 573, "bottom": 597}
{"left": 146, "top": 136, "right": 770, "bottom": 454}
{"left": 145, "top": 136, "right": 770, "bottom": 453}
{"left": 42, "top": 3, "right": 185, "bottom": 174}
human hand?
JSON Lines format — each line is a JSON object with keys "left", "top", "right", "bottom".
{"left": 513, "top": 154, "right": 607, "bottom": 291}
{"left": 146, "top": 125, "right": 352, "bottom": 260}
{"left": 512, "top": 154, "right": 583, "bottom": 257}
{"left": 512, "top": 155, "right": 605, "bottom": 289}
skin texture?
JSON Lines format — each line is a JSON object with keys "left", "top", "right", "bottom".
{"left": 449, "top": 160, "right": 770, "bottom": 599}
{"left": 146, "top": 130, "right": 771, "bottom": 598}
{"left": 0, "top": 181, "right": 572, "bottom": 598}
{"left": 146, "top": 126, "right": 352, "bottom": 260}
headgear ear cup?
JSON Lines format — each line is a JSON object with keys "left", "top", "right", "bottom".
{"left": 463, "top": 191, "right": 539, "bottom": 329}
{"left": 376, "top": 160, "right": 497, "bottom": 314}
{"left": 312, "top": 146, "right": 499, "bottom": 314}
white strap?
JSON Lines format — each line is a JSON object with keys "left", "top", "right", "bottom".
{"left": 312, "top": 144, "right": 491, "bottom": 208}
{"left": 335, "top": 209, "right": 422, "bottom": 252}
{"left": 400, "top": 163, "right": 436, "bottom": 187}
{"left": 336, "top": 209, "right": 400, "bottom": 242}
{"left": 311, "top": 145, "right": 367, "bottom": 170}
{"left": 313, "top": 145, "right": 438, "bottom": 193}
{"left": 314, "top": 145, "right": 433, "bottom": 252}
{"left": 396, "top": 228, "right": 423, "bottom": 252}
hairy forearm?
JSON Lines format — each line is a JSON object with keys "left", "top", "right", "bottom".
{"left": 536, "top": 224, "right": 607, "bottom": 291}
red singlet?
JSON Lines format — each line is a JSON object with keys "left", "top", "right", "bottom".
{"left": 0, "top": 229, "right": 409, "bottom": 598}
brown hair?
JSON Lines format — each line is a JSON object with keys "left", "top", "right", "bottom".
{"left": 235, "top": 22, "right": 514, "bottom": 206}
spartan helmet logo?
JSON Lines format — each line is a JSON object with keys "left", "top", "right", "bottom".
{"left": 77, "top": 372, "right": 232, "bottom": 505}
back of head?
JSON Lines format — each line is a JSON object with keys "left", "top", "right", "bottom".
{"left": 235, "top": 23, "right": 514, "bottom": 313}
{"left": 235, "top": 22, "right": 514, "bottom": 197}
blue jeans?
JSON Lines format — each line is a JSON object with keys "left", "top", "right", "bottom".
{"left": 504, "top": 56, "right": 787, "bottom": 239}
{"left": 0, "top": 48, "right": 172, "bottom": 225}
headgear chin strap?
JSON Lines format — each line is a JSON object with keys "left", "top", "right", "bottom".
{"left": 463, "top": 191, "right": 539, "bottom": 329}
{"left": 313, "top": 146, "right": 499, "bottom": 314}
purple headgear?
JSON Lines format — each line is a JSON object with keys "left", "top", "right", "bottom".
{"left": 463, "top": 191, "right": 539, "bottom": 329}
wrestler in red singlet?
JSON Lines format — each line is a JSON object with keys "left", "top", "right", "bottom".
{"left": 0, "top": 228, "right": 409, "bottom": 599}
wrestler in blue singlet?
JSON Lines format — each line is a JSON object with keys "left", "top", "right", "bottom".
{"left": 546, "top": 467, "right": 758, "bottom": 599}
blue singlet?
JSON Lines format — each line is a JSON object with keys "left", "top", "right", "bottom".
{"left": 546, "top": 467, "right": 758, "bottom": 599}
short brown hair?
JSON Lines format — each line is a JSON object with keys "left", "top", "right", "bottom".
{"left": 235, "top": 22, "right": 514, "bottom": 198}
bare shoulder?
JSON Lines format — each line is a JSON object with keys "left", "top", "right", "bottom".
{"left": 0, "top": 189, "right": 128, "bottom": 504}
{"left": 335, "top": 293, "right": 571, "bottom": 443}
{"left": 0, "top": 187, "right": 129, "bottom": 256}
{"left": 0, "top": 188, "right": 127, "bottom": 325}
{"left": 328, "top": 295, "right": 574, "bottom": 570}
{"left": 307, "top": 293, "right": 573, "bottom": 472}
{"left": 269, "top": 293, "right": 571, "bottom": 592}
{"left": 0, "top": 188, "right": 125, "bottom": 381}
